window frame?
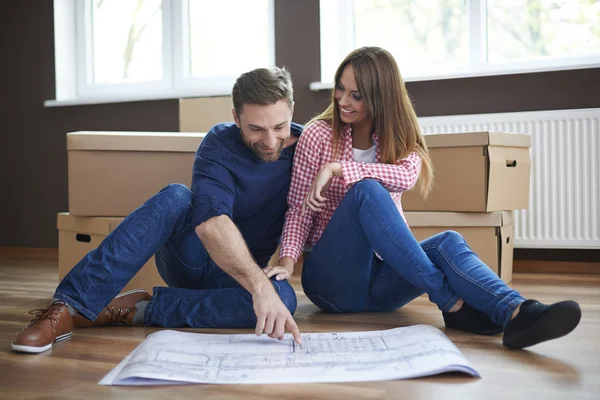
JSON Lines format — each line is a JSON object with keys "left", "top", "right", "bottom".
{"left": 315, "top": 0, "right": 600, "bottom": 88}
{"left": 49, "top": 0, "right": 275, "bottom": 105}
{"left": 172, "top": 0, "right": 276, "bottom": 97}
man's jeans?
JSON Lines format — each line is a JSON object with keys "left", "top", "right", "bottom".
{"left": 54, "top": 184, "right": 297, "bottom": 328}
{"left": 302, "top": 180, "right": 524, "bottom": 327}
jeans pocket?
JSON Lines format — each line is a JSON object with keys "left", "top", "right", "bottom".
{"left": 163, "top": 241, "right": 206, "bottom": 271}
{"left": 155, "top": 245, "right": 207, "bottom": 289}
{"left": 305, "top": 293, "right": 342, "bottom": 313}
{"left": 154, "top": 250, "right": 171, "bottom": 284}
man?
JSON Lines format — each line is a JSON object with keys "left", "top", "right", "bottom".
{"left": 12, "top": 67, "right": 303, "bottom": 354}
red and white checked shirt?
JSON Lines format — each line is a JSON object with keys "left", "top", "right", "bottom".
{"left": 279, "top": 120, "right": 422, "bottom": 262}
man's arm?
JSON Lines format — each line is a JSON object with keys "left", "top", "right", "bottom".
{"left": 196, "top": 215, "right": 301, "bottom": 344}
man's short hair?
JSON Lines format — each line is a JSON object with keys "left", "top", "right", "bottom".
{"left": 232, "top": 67, "right": 294, "bottom": 116}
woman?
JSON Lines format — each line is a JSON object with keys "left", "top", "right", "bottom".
{"left": 265, "top": 46, "right": 581, "bottom": 348}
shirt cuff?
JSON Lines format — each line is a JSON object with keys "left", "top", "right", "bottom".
{"left": 192, "top": 196, "right": 232, "bottom": 228}
{"left": 279, "top": 246, "right": 301, "bottom": 263}
{"left": 340, "top": 161, "right": 365, "bottom": 186}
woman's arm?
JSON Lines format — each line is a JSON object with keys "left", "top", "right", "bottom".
{"left": 339, "top": 152, "right": 422, "bottom": 192}
{"left": 278, "top": 122, "right": 329, "bottom": 263}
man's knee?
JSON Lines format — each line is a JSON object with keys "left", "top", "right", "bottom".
{"left": 272, "top": 279, "right": 297, "bottom": 314}
{"left": 160, "top": 183, "right": 192, "bottom": 211}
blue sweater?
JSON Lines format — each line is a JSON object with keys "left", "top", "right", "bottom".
{"left": 191, "top": 122, "right": 303, "bottom": 267}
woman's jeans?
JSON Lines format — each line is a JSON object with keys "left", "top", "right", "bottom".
{"left": 54, "top": 184, "right": 297, "bottom": 328}
{"left": 302, "top": 180, "right": 524, "bottom": 327}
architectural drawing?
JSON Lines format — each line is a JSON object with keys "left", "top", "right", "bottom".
{"left": 100, "top": 325, "right": 479, "bottom": 385}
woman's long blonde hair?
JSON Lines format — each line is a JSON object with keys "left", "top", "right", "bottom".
{"left": 308, "top": 47, "right": 433, "bottom": 198}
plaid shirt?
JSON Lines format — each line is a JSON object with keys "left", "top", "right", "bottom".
{"left": 280, "top": 120, "right": 422, "bottom": 262}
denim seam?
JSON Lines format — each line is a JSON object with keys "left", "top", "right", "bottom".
{"left": 144, "top": 287, "right": 160, "bottom": 325}
{"left": 154, "top": 250, "right": 168, "bottom": 279}
{"left": 363, "top": 197, "right": 420, "bottom": 274}
{"left": 425, "top": 242, "right": 492, "bottom": 299}
{"left": 370, "top": 269, "right": 394, "bottom": 284}
{"left": 301, "top": 259, "right": 341, "bottom": 313}
{"left": 428, "top": 241, "right": 515, "bottom": 313}
{"left": 173, "top": 222, "right": 192, "bottom": 237}
{"left": 303, "top": 251, "right": 369, "bottom": 313}
{"left": 499, "top": 296, "right": 527, "bottom": 326}
{"left": 367, "top": 265, "right": 395, "bottom": 298}
{"left": 362, "top": 190, "right": 439, "bottom": 291}
{"left": 53, "top": 292, "right": 97, "bottom": 321}
{"left": 171, "top": 203, "right": 193, "bottom": 236}
{"left": 359, "top": 185, "right": 459, "bottom": 311}
{"left": 306, "top": 293, "right": 343, "bottom": 313}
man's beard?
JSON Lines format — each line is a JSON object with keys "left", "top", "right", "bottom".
{"left": 241, "top": 129, "right": 286, "bottom": 162}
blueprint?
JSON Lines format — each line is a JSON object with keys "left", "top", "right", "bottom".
{"left": 99, "top": 325, "right": 479, "bottom": 385}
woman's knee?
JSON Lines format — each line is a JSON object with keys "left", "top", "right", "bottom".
{"left": 421, "top": 230, "right": 466, "bottom": 256}
{"left": 425, "top": 230, "right": 467, "bottom": 257}
{"left": 350, "top": 179, "right": 386, "bottom": 195}
{"left": 440, "top": 230, "right": 465, "bottom": 244}
{"left": 272, "top": 279, "right": 298, "bottom": 314}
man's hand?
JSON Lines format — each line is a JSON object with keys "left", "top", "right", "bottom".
{"left": 196, "top": 216, "right": 301, "bottom": 344}
{"left": 253, "top": 287, "right": 302, "bottom": 344}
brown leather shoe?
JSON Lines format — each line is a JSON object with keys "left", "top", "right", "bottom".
{"left": 12, "top": 301, "right": 73, "bottom": 354}
{"left": 73, "top": 289, "right": 151, "bottom": 328}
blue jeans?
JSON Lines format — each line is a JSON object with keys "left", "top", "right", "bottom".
{"left": 302, "top": 180, "right": 525, "bottom": 327}
{"left": 54, "top": 184, "right": 297, "bottom": 328}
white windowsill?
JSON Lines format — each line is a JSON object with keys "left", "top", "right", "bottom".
{"left": 310, "top": 62, "right": 600, "bottom": 92}
{"left": 43, "top": 62, "right": 599, "bottom": 105}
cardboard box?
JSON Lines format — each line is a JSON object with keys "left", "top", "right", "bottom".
{"left": 57, "top": 213, "right": 166, "bottom": 293}
{"left": 405, "top": 211, "right": 514, "bottom": 283}
{"left": 67, "top": 131, "right": 205, "bottom": 217}
{"left": 402, "top": 131, "right": 531, "bottom": 212}
{"left": 179, "top": 97, "right": 233, "bottom": 132}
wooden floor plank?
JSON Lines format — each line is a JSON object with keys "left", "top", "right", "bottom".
{"left": 0, "top": 259, "right": 598, "bottom": 399}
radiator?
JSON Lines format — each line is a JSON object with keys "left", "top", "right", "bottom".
{"left": 418, "top": 108, "right": 600, "bottom": 249}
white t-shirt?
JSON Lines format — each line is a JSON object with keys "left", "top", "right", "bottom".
{"left": 352, "top": 145, "right": 376, "bottom": 163}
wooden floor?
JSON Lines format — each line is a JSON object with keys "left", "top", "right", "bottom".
{"left": 1, "top": 257, "right": 599, "bottom": 400}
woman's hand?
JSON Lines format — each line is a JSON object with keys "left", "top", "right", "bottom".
{"left": 264, "top": 257, "right": 296, "bottom": 281}
{"left": 303, "top": 163, "right": 342, "bottom": 213}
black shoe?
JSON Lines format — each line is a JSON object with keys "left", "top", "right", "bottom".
{"left": 503, "top": 299, "right": 581, "bottom": 349}
{"left": 443, "top": 302, "right": 504, "bottom": 336}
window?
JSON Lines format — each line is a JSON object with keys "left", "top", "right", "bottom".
{"left": 51, "top": 0, "right": 274, "bottom": 104}
{"left": 317, "top": 0, "right": 600, "bottom": 85}
{"left": 89, "top": 0, "right": 164, "bottom": 85}
{"left": 486, "top": 0, "right": 600, "bottom": 62}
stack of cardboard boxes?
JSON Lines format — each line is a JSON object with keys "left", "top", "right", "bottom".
{"left": 57, "top": 97, "right": 235, "bottom": 293}
{"left": 402, "top": 131, "right": 531, "bottom": 283}
{"left": 58, "top": 131, "right": 207, "bottom": 293}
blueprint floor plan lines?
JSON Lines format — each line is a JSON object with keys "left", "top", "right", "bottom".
{"left": 99, "top": 325, "right": 480, "bottom": 385}
{"left": 298, "top": 334, "right": 389, "bottom": 353}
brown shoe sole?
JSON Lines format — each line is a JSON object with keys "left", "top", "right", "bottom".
{"left": 11, "top": 331, "right": 72, "bottom": 353}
